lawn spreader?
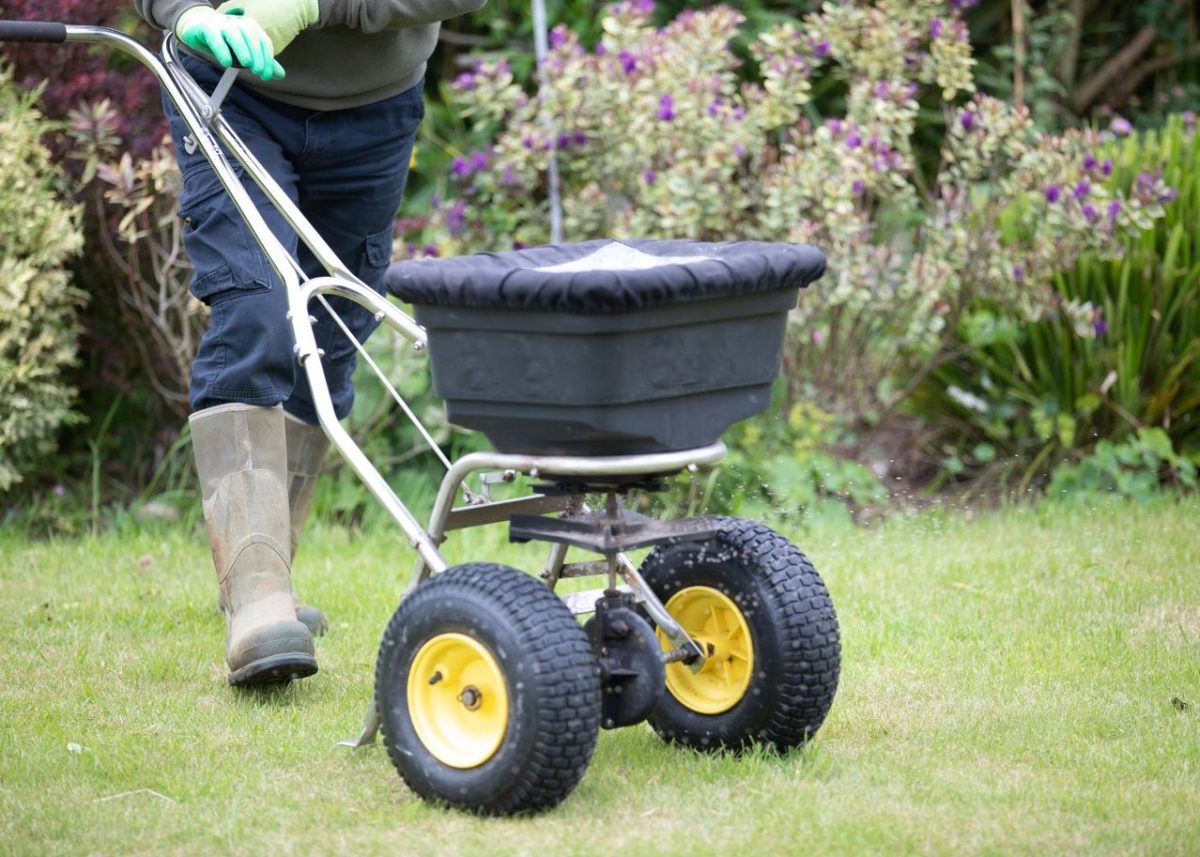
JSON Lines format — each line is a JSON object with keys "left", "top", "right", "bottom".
{"left": 0, "top": 21, "right": 841, "bottom": 816}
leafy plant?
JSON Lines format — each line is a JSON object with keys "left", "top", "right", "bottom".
{"left": 65, "top": 99, "right": 203, "bottom": 417}
{"left": 1046, "top": 428, "right": 1197, "bottom": 501}
{"left": 913, "top": 115, "right": 1198, "bottom": 492}
{"left": 0, "top": 73, "right": 85, "bottom": 491}
{"left": 0, "top": 0, "right": 163, "bottom": 158}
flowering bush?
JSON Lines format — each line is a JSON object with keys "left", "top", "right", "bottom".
{"left": 403, "top": 0, "right": 1171, "bottom": 430}
{"left": 911, "top": 116, "right": 1199, "bottom": 490}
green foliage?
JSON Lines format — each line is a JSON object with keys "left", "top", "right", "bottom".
{"left": 1047, "top": 428, "right": 1197, "bottom": 501}
{"left": 673, "top": 393, "right": 885, "bottom": 522}
{"left": 912, "top": 116, "right": 1199, "bottom": 491}
{"left": 0, "top": 72, "right": 85, "bottom": 491}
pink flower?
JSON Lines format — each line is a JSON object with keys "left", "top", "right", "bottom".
{"left": 1110, "top": 116, "right": 1133, "bottom": 136}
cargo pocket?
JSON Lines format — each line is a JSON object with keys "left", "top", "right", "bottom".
{"left": 358, "top": 227, "right": 395, "bottom": 288}
{"left": 179, "top": 163, "right": 270, "bottom": 305}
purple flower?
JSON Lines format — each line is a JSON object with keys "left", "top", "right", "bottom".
{"left": 959, "top": 110, "right": 975, "bottom": 132}
{"left": 1082, "top": 203, "right": 1098, "bottom": 221}
{"left": 734, "top": 144, "right": 745, "bottom": 158}
{"left": 845, "top": 132, "right": 862, "bottom": 149}
{"left": 732, "top": 106, "right": 746, "bottom": 121}
{"left": 572, "top": 132, "right": 588, "bottom": 146}
{"left": 454, "top": 72, "right": 477, "bottom": 91}
{"left": 827, "top": 118, "right": 843, "bottom": 135}
{"left": 1184, "top": 111, "right": 1197, "bottom": 133}
{"left": 52, "top": 484, "right": 65, "bottom": 498}
{"left": 1045, "top": 185, "right": 1061, "bottom": 204}
{"left": 423, "top": 244, "right": 440, "bottom": 258}
{"left": 549, "top": 25, "right": 567, "bottom": 49}
{"left": 469, "top": 150, "right": 488, "bottom": 172}
{"left": 445, "top": 200, "right": 467, "bottom": 235}
{"left": 1101, "top": 158, "right": 1113, "bottom": 177}
{"left": 451, "top": 156, "right": 470, "bottom": 178}
{"left": 1093, "top": 317, "right": 1109, "bottom": 336}
{"left": 619, "top": 50, "right": 638, "bottom": 75}
{"left": 874, "top": 82, "right": 890, "bottom": 100}
{"left": 594, "top": 43, "right": 607, "bottom": 57}
{"left": 642, "top": 169, "right": 658, "bottom": 185}
{"left": 1107, "top": 199, "right": 1122, "bottom": 220}
{"left": 1161, "top": 187, "right": 1179, "bottom": 204}
{"left": 1012, "top": 264, "right": 1025, "bottom": 282}
{"left": 930, "top": 18, "right": 943, "bottom": 39}
{"left": 557, "top": 134, "right": 572, "bottom": 149}
{"left": 1082, "top": 153, "right": 1097, "bottom": 171}
{"left": 852, "top": 179, "right": 865, "bottom": 195}
{"left": 1073, "top": 179, "right": 1090, "bottom": 199}
{"left": 522, "top": 135, "right": 535, "bottom": 150}
{"left": 813, "top": 40, "right": 830, "bottom": 58}
{"left": 1111, "top": 116, "right": 1133, "bottom": 136}
{"left": 657, "top": 94, "right": 676, "bottom": 122}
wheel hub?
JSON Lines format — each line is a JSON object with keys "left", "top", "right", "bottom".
{"left": 407, "top": 633, "right": 509, "bottom": 769}
{"left": 658, "top": 586, "right": 754, "bottom": 714}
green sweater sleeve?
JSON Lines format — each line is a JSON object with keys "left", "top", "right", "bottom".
{"left": 316, "top": 0, "right": 487, "bottom": 33}
{"left": 133, "top": 0, "right": 210, "bottom": 31}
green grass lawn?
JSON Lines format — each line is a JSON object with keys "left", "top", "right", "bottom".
{"left": 1, "top": 498, "right": 1198, "bottom": 855}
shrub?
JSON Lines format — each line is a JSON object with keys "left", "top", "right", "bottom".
{"left": 1, "top": 0, "right": 163, "bottom": 158}
{"left": 66, "top": 100, "right": 203, "bottom": 416}
{"left": 0, "top": 72, "right": 85, "bottom": 491}
{"left": 912, "top": 115, "right": 1198, "bottom": 491}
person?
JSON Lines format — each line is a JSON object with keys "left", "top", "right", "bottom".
{"left": 133, "top": 0, "right": 486, "bottom": 686}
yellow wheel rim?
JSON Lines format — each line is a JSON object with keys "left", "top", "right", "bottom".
{"left": 407, "top": 633, "right": 509, "bottom": 769}
{"left": 658, "top": 586, "right": 754, "bottom": 715}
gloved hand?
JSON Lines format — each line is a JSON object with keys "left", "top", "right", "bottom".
{"left": 175, "top": 5, "right": 286, "bottom": 81}
{"left": 216, "top": 0, "right": 319, "bottom": 57}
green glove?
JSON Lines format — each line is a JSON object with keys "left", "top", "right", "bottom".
{"left": 216, "top": 0, "right": 318, "bottom": 57}
{"left": 175, "top": 5, "right": 286, "bottom": 81}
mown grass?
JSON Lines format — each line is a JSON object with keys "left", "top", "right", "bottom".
{"left": 1, "top": 497, "right": 1197, "bottom": 856}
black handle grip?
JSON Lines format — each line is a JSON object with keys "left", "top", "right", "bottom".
{"left": 0, "top": 20, "right": 68, "bottom": 43}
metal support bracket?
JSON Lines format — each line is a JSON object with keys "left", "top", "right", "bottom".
{"left": 510, "top": 511, "right": 720, "bottom": 554}
{"left": 338, "top": 701, "right": 381, "bottom": 749}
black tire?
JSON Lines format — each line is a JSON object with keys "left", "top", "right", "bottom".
{"left": 375, "top": 563, "right": 600, "bottom": 816}
{"left": 641, "top": 517, "right": 839, "bottom": 751}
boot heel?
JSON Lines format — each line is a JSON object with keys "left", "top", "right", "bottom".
{"left": 229, "top": 652, "right": 319, "bottom": 686}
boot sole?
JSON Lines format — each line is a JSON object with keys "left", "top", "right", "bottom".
{"left": 229, "top": 653, "right": 319, "bottom": 687}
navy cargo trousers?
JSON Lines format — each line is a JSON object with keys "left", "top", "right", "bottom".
{"left": 165, "top": 56, "right": 422, "bottom": 425}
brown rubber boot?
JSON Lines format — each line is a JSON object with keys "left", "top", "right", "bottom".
{"left": 191, "top": 403, "right": 317, "bottom": 686}
{"left": 284, "top": 411, "right": 331, "bottom": 637}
